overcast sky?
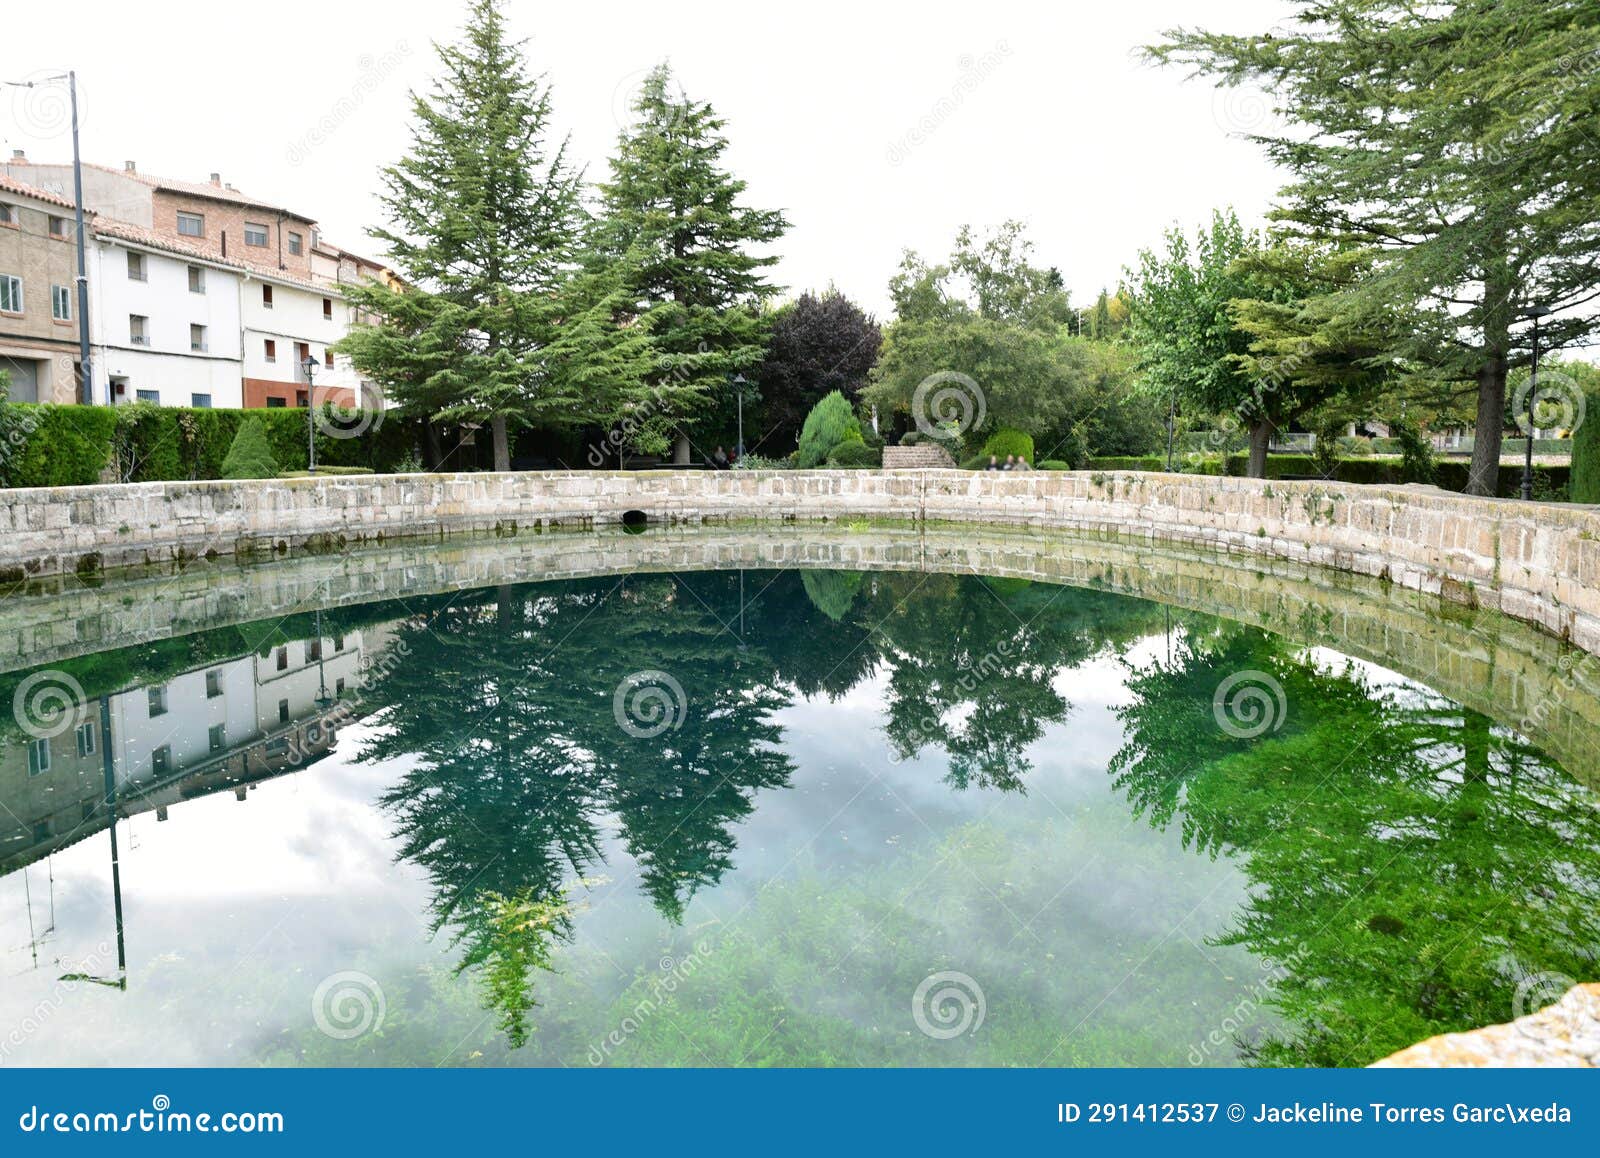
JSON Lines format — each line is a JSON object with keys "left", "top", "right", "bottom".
{"left": 3, "top": 0, "right": 1293, "bottom": 318}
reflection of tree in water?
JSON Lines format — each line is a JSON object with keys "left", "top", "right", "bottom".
{"left": 360, "top": 569, "right": 1167, "bottom": 1046}
{"left": 870, "top": 573, "right": 1164, "bottom": 790}
{"left": 365, "top": 575, "right": 797, "bottom": 1041}
{"left": 1110, "top": 624, "right": 1600, "bottom": 1065}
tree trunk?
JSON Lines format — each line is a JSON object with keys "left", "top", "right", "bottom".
{"left": 423, "top": 419, "right": 443, "bottom": 471}
{"left": 1466, "top": 354, "right": 1508, "bottom": 497}
{"left": 1247, "top": 417, "right": 1274, "bottom": 478}
{"left": 491, "top": 416, "right": 511, "bottom": 473}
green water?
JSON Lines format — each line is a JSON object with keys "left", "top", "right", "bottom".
{"left": 2, "top": 552, "right": 1597, "bottom": 1067}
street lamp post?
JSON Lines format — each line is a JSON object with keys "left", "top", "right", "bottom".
{"left": 1519, "top": 304, "right": 1551, "bottom": 502}
{"left": 3, "top": 71, "right": 92, "bottom": 403}
{"left": 1165, "top": 391, "right": 1177, "bottom": 472}
{"left": 302, "top": 356, "right": 318, "bottom": 475}
{"left": 731, "top": 373, "right": 749, "bottom": 459}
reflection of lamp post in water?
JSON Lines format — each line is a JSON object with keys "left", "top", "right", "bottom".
{"left": 314, "top": 608, "right": 334, "bottom": 710}
{"left": 78, "top": 693, "right": 128, "bottom": 990}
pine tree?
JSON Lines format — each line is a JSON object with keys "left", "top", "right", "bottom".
{"left": 591, "top": 64, "right": 789, "bottom": 461}
{"left": 1150, "top": 1, "right": 1600, "bottom": 494}
{"left": 339, "top": 0, "right": 590, "bottom": 471}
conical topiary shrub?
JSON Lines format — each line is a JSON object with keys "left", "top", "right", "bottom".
{"left": 220, "top": 418, "right": 281, "bottom": 480}
{"left": 797, "top": 390, "right": 862, "bottom": 468}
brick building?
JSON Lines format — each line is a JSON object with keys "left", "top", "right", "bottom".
{"left": 0, "top": 153, "right": 388, "bottom": 411}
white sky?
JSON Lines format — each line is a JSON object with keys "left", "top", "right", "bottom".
{"left": 2, "top": 0, "right": 1293, "bottom": 318}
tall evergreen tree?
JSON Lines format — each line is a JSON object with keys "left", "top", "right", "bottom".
{"left": 339, "top": 0, "right": 646, "bottom": 470}
{"left": 591, "top": 64, "right": 789, "bottom": 462}
{"left": 1150, "top": 2, "right": 1600, "bottom": 494}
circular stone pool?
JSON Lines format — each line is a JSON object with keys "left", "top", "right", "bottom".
{"left": 1, "top": 526, "right": 1597, "bottom": 1067}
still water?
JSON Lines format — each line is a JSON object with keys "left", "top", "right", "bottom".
{"left": 2, "top": 537, "right": 1597, "bottom": 1067}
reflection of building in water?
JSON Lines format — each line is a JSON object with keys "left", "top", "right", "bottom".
{"left": 0, "top": 626, "right": 392, "bottom": 876}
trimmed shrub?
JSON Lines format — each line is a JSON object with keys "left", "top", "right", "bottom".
{"left": 982, "top": 428, "right": 1034, "bottom": 465}
{"left": 800, "top": 569, "right": 865, "bottom": 621}
{"left": 797, "top": 391, "right": 862, "bottom": 469}
{"left": 221, "top": 419, "right": 281, "bottom": 480}
{"left": 0, "top": 401, "right": 419, "bottom": 489}
{"left": 961, "top": 454, "right": 990, "bottom": 471}
{"left": 899, "top": 431, "right": 923, "bottom": 446}
{"left": 6, "top": 403, "right": 119, "bottom": 487}
{"left": 826, "top": 441, "right": 881, "bottom": 468}
{"left": 1037, "top": 459, "right": 1072, "bottom": 471}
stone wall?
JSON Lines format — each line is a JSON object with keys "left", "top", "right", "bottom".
{"left": 4, "top": 524, "right": 1597, "bottom": 784}
{"left": 3, "top": 469, "right": 1599, "bottom": 655}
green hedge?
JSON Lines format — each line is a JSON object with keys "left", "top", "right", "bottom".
{"left": 825, "top": 441, "right": 881, "bottom": 469}
{"left": 3, "top": 402, "right": 419, "bottom": 488}
{"left": 1086, "top": 454, "right": 1570, "bottom": 498}
{"left": 982, "top": 428, "right": 1034, "bottom": 465}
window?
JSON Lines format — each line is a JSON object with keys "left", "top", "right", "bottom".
{"left": 244, "top": 222, "right": 269, "bottom": 247}
{"left": 296, "top": 390, "right": 309, "bottom": 408}
{"left": 322, "top": 297, "right": 333, "bottom": 320}
{"left": 76, "top": 721, "right": 96, "bottom": 758}
{"left": 335, "top": 678, "right": 346, "bottom": 696}
{"left": 129, "top": 314, "right": 148, "bottom": 345}
{"left": 28, "top": 739, "right": 51, "bottom": 776}
{"left": 0, "top": 274, "right": 21, "bottom": 313}
{"left": 48, "top": 215, "right": 69, "bottom": 238}
{"left": 334, "top": 635, "right": 346, "bottom": 653}
{"left": 151, "top": 745, "right": 171, "bottom": 775}
{"left": 294, "top": 341, "right": 310, "bottom": 365}
{"left": 188, "top": 266, "right": 205, "bottom": 293}
{"left": 177, "top": 211, "right": 204, "bottom": 237}
{"left": 276, "top": 646, "right": 289, "bottom": 671}
{"left": 148, "top": 684, "right": 168, "bottom": 717}
{"left": 263, "top": 338, "right": 276, "bottom": 362}
{"left": 267, "top": 396, "right": 287, "bottom": 408}
{"left": 127, "top": 251, "right": 146, "bottom": 281}
{"left": 324, "top": 350, "right": 334, "bottom": 370}
{"left": 288, "top": 231, "right": 303, "bottom": 256}
{"left": 0, "top": 203, "right": 13, "bottom": 225}
{"left": 262, "top": 285, "right": 273, "bottom": 308}
{"left": 51, "top": 284, "right": 71, "bottom": 321}
{"left": 206, "top": 669, "right": 224, "bottom": 698}
{"left": 209, "top": 724, "right": 226, "bottom": 752}
{"left": 307, "top": 639, "right": 323, "bottom": 662}
{"left": 278, "top": 699, "right": 290, "bottom": 725}
{"left": 190, "top": 323, "right": 207, "bottom": 352}
{"left": 136, "top": 389, "right": 159, "bottom": 403}
{"left": 191, "top": 393, "right": 212, "bottom": 409}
